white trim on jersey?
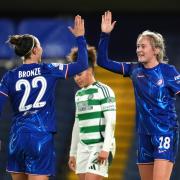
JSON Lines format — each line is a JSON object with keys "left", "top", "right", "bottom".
{"left": 0, "top": 91, "right": 8, "bottom": 97}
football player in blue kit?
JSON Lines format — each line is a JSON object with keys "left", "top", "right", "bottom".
{"left": 97, "top": 11, "right": 180, "bottom": 180}
{"left": 0, "top": 15, "right": 88, "bottom": 180}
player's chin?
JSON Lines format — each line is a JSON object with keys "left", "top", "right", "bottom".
{"left": 77, "top": 83, "right": 84, "bottom": 88}
{"left": 138, "top": 58, "right": 147, "bottom": 63}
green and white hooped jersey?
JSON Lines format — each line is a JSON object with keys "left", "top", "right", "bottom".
{"left": 75, "top": 81, "right": 116, "bottom": 145}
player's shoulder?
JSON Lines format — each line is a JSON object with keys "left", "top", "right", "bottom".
{"left": 160, "top": 63, "right": 176, "bottom": 71}
{"left": 75, "top": 87, "right": 88, "bottom": 97}
{"left": 9, "top": 65, "right": 21, "bottom": 73}
{"left": 40, "top": 63, "right": 51, "bottom": 69}
{"left": 43, "top": 62, "right": 65, "bottom": 70}
{"left": 3, "top": 68, "right": 16, "bottom": 78}
{"left": 94, "top": 81, "right": 111, "bottom": 89}
{"left": 160, "top": 63, "right": 179, "bottom": 77}
{"left": 93, "top": 81, "right": 115, "bottom": 97}
{"left": 124, "top": 62, "right": 142, "bottom": 73}
{"left": 124, "top": 62, "right": 140, "bottom": 67}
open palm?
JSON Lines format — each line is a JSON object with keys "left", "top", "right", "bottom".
{"left": 68, "top": 15, "right": 85, "bottom": 37}
{"left": 101, "top": 11, "right": 116, "bottom": 33}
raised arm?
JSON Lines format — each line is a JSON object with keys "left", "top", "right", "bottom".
{"left": 67, "top": 15, "right": 88, "bottom": 77}
{"left": 97, "top": 11, "right": 125, "bottom": 74}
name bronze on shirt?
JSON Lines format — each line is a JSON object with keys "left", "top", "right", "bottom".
{"left": 18, "top": 68, "right": 41, "bottom": 78}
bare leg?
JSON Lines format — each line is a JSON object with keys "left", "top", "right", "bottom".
{"left": 28, "top": 175, "right": 49, "bottom": 180}
{"left": 78, "top": 173, "right": 86, "bottom": 180}
{"left": 11, "top": 173, "right": 28, "bottom": 180}
{"left": 138, "top": 164, "right": 153, "bottom": 180}
{"left": 153, "top": 159, "right": 173, "bottom": 180}
{"left": 85, "top": 173, "right": 103, "bottom": 180}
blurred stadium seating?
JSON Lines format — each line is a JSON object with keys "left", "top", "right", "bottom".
{"left": 0, "top": 18, "right": 76, "bottom": 60}
{"left": 0, "top": 19, "right": 15, "bottom": 60}
{"left": 0, "top": 14, "right": 180, "bottom": 180}
{"left": 18, "top": 18, "right": 76, "bottom": 59}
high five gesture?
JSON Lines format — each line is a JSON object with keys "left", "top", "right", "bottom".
{"left": 101, "top": 10, "right": 116, "bottom": 33}
{"left": 68, "top": 15, "right": 85, "bottom": 37}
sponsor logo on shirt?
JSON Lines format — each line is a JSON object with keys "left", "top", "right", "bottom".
{"left": 158, "top": 149, "right": 167, "bottom": 153}
{"left": 77, "top": 101, "right": 93, "bottom": 112}
{"left": 137, "top": 74, "right": 145, "bottom": 78}
{"left": 102, "top": 104, "right": 116, "bottom": 111}
{"left": 156, "top": 79, "right": 163, "bottom": 86}
{"left": 22, "top": 110, "right": 38, "bottom": 116}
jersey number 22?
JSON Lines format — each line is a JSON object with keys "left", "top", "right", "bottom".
{"left": 15, "top": 76, "right": 47, "bottom": 112}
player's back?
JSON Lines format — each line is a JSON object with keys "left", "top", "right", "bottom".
{"left": 2, "top": 63, "right": 67, "bottom": 133}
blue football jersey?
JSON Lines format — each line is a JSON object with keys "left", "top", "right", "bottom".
{"left": 98, "top": 33, "right": 180, "bottom": 135}
{"left": 0, "top": 63, "right": 68, "bottom": 133}
{"left": 122, "top": 62, "right": 180, "bottom": 134}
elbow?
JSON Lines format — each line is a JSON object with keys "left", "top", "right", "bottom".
{"left": 82, "top": 61, "right": 88, "bottom": 70}
{"left": 97, "top": 55, "right": 104, "bottom": 67}
{"left": 78, "top": 62, "right": 88, "bottom": 73}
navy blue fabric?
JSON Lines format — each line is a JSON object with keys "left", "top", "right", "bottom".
{"left": 18, "top": 18, "right": 76, "bottom": 58}
{"left": 0, "top": 19, "right": 15, "bottom": 59}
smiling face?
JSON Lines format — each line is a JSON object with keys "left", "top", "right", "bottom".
{"left": 136, "top": 36, "right": 159, "bottom": 67}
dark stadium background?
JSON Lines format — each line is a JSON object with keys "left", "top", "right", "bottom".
{"left": 0, "top": 0, "right": 180, "bottom": 179}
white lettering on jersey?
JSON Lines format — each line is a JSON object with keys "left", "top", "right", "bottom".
{"left": 51, "top": 63, "right": 64, "bottom": 70}
{"left": 18, "top": 68, "right": 41, "bottom": 78}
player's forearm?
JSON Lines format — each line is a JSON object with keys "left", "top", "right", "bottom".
{"left": 69, "top": 147, "right": 77, "bottom": 157}
{"left": 67, "top": 36, "right": 88, "bottom": 77}
{"left": 69, "top": 118, "right": 79, "bottom": 157}
{"left": 97, "top": 33, "right": 123, "bottom": 74}
{"left": 69, "top": 137, "right": 78, "bottom": 157}
{"left": 102, "top": 111, "right": 116, "bottom": 152}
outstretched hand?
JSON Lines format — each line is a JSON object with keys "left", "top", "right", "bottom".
{"left": 101, "top": 10, "right": 116, "bottom": 33}
{"left": 68, "top": 15, "right": 85, "bottom": 37}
